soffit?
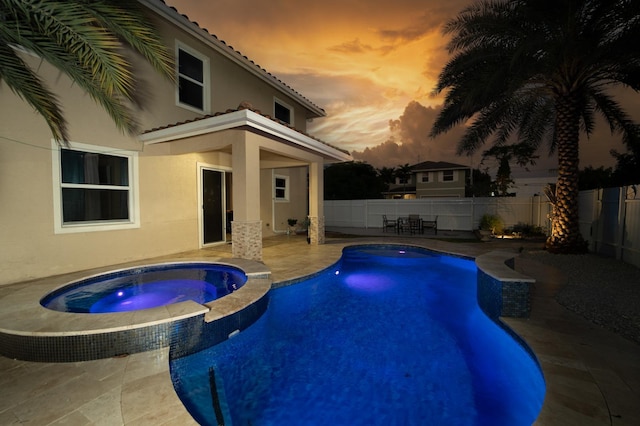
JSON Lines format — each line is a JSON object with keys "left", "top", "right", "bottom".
{"left": 139, "top": 107, "right": 352, "bottom": 162}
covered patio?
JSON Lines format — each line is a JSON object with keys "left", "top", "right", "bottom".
{"left": 140, "top": 107, "right": 352, "bottom": 261}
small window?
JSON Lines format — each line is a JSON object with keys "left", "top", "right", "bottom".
{"left": 274, "top": 98, "right": 293, "bottom": 125}
{"left": 274, "top": 175, "right": 289, "bottom": 201}
{"left": 421, "top": 173, "right": 429, "bottom": 183}
{"left": 442, "top": 170, "right": 454, "bottom": 182}
{"left": 176, "top": 44, "right": 209, "bottom": 112}
{"left": 53, "top": 142, "right": 139, "bottom": 233}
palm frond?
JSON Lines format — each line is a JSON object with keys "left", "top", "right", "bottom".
{"left": 84, "top": 2, "right": 174, "bottom": 83}
{"left": 0, "top": 40, "right": 68, "bottom": 143}
{"left": 0, "top": 0, "right": 174, "bottom": 143}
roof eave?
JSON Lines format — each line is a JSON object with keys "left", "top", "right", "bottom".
{"left": 139, "top": 109, "right": 352, "bottom": 162}
{"left": 139, "top": 0, "right": 326, "bottom": 118}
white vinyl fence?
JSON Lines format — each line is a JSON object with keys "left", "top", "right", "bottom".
{"left": 325, "top": 196, "right": 552, "bottom": 232}
{"left": 325, "top": 186, "right": 640, "bottom": 268}
{"left": 579, "top": 186, "right": 640, "bottom": 268}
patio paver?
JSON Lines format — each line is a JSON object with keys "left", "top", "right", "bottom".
{"left": 1, "top": 232, "right": 638, "bottom": 425}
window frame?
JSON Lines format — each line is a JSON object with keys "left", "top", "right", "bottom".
{"left": 52, "top": 141, "right": 140, "bottom": 234}
{"left": 175, "top": 41, "right": 210, "bottom": 113}
{"left": 273, "top": 97, "right": 294, "bottom": 126}
{"left": 421, "top": 172, "right": 430, "bottom": 183}
{"left": 274, "top": 174, "right": 290, "bottom": 202}
{"left": 442, "top": 170, "right": 455, "bottom": 182}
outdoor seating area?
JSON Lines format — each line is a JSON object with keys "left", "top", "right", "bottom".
{"left": 383, "top": 214, "right": 438, "bottom": 235}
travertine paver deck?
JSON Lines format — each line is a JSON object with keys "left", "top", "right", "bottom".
{"left": 0, "top": 231, "right": 638, "bottom": 425}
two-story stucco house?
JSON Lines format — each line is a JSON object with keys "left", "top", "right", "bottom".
{"left": 413, "top": 161, "right": 469, "bottom": 198}
{"left": 0, "top": 0, "right": 351, "bottom": 286}
{"left": 384, "top": 161, "right": 470, "bottom": 199}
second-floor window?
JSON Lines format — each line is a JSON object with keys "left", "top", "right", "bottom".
{"left": 274, "top": 98, "right": 293, "bottom": 125}
{"left": 442, "top": 170, "right": 454, "bottom": 182}
{"left": 177, "top": 44, "right": 209, "bottom": 112}
{"left": 421, "top": 173, "right": 430, "bottom": 183}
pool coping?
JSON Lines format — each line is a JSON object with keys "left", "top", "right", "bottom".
{"left": 2, "top": 235, "right": 635, "bottom": 424}
{"left": 0, "top": 258, "right": 271, "bottom": 361}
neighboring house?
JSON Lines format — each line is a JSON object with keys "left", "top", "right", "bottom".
{"left": 384, "top": 161, "right": 470, "bottom": 199}
{"left": 0, "top": 0, "right": 351, "bottom": 286}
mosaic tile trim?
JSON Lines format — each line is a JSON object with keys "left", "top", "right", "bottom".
{"left": 0, "top": 292, "right": 270, "bottom": 363}
{"left": 170, "top": 292, "right": 269, "bottom": 359}
{"left": 0, "top": 317, "right": 196, "bottom": 362}
{"left": 476, "top": 263, "right": 532, "bottom": 319}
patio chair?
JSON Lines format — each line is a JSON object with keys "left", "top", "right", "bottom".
{"left": 396, "top": 217, "right": 411, "bottom": 234}
{"left": 382, "top": 215, "right": 397, "bottom": 232}
{"left": 422, "top": 216, "right": 438, "bottom": 235}
{"left": 408, "top": 214, "right": 421, "bottom": 234}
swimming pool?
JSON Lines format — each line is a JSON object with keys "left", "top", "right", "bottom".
{"left": 41, "top": 263, "right": 247, "bottom": 313}
{"left": 170, "top": 245, "right": 545, "bottom": 425}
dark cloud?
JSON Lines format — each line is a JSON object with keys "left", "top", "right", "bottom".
{"left": 329, "top": 38, "right": 396, "bottom": 56}
{"left": 352, "top": 101, "right": 474, "bottom": 168}
{"left": 378, "top": 10, "right": 451, "bottom": 43}
{"left": 351, "top": 99, "right": 618, "bottom": 175}
{"left": 329, "top": 39, "right": 374, "bottom": 54}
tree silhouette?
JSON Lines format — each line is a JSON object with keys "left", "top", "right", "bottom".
{"left": 431, "top": 0, "right": 640, "bottom": 253}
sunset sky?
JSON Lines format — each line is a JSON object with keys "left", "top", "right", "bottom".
{"left": 168, "top": 0, "right": 635, "bottom": 174}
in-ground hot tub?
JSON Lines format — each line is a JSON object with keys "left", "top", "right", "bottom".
{"left": 0, "top": 260, "right": 271, "bottom": 362}
{"left": 41, "top": 263, "right": 248, "bottom": 313}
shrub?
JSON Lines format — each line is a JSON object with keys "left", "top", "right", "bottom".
{"left": 509, "top": 222, "right": 547, "bottom": 237}
{"left": 479, "top": 214, "right": 504, "bottom": 234}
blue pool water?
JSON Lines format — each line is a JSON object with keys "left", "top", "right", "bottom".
{"left": 170, "top": 246, "right": 545, "bottom": 425}
{"left": 41, "top": 263, "right": 247, "bottom": 313}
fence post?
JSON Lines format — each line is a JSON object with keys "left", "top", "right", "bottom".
{"left": 365, "top": 200, "right": 369, "bottom": 229}
{"left": 591, "top": 189, "right": 602, "bottom": 253}
{"left": 616, "top": 187, "right": 626, "bottom": 260}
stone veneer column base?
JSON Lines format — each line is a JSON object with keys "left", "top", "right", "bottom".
{"left": 232, "top": 220, "right": 262, "bottom": 261}
{"left": 309, "top": 216, "right": 325, "bottom": 245}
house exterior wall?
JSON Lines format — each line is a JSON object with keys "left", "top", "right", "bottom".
{"left": 0, "top": 75, "right": 303, "bottom": 285}
{"left": 133, "top": 14, "right": 314, "bottom": 133}
{"left": 0, "top": 78, "right": 228, "bottom": 285}
{"left": 415, "top": 170, "right": 466, "bottom": 198}
{"left": 0, "top": 6, "right": 331, "bottom": 285}
{"left": 260, "top": 167, "right": 310, "bottom": 236}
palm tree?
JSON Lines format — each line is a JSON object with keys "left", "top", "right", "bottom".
{"left": 377, "top": 166, "right": 396, "bottom": 191}
{"left": 0, "top": 0, "right": 174, "bottom": 144}
{"left": 395, "top": 163, "right": 413, "bottom": 198}
{"left": 430, "top": 0, "right": 640, "bottom": 253}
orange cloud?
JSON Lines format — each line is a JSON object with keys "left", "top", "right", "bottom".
{"left": 168, "top": 0, "right": 636, "bottom": 171}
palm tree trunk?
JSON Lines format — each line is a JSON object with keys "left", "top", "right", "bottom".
{"left": 546, "top": 93, "right": 588, "bottom": 253}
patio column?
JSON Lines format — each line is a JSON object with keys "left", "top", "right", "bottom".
{"left": 308, "top": 160, "right": 325, "bottom": 245}
{"left": 231, "top": 138, "right": 262, "bottom": 260}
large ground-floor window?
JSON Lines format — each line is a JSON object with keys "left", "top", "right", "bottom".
{"left": 52, "top": 142, "right": 139, "bottom": 233}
